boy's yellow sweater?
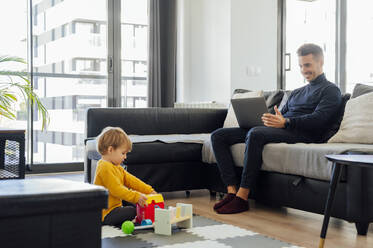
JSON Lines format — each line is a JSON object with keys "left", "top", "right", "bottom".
{"left": 94, "top": 159, "right": 154, "bottom": 221}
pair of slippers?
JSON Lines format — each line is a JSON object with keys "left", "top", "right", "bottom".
{"left": 213, "top": 193, "right": 249, "bottom": 214}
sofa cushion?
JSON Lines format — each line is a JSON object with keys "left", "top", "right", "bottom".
{"left": 278, "top": 90, "right": 291, "bottom": 112}
{"left": 260, "top": 143, "right": 373, "bottom": 181}
{"left": 127, "top": 142, "right": 202, "bottom": 164}
{"left": 86, "top": 108, "right": 227, "bottom": 137}
{"left": 86, "top": 134, "right": 207, "bottom": 164}
{"left": 352, "top": 83, "right": 373, "bottom": 98}
{"left": 88, "top": 140, "right": 202, "bottom": 164}
{"left": 262, "top": 90, "right": 285, "bottom": 114}
{"left": 130, "top": 134, "right": 209, "bottom": 144}
{"left": 202, "top": 136, "right": 373, "bottom": 181}
{"left": 328, "top": 92, "right": 373, "bottom": 144}
{"left": 320, "top": 93, "right": 351, "bottom": 142}
{"left": 233, "top": 89, "right": 286, "bottom": 114}
{"left": 233, "top": 89, "right": 251, "bottom": 94}
{"left": 223, "top": 90, "right": 263, "bottom": 128}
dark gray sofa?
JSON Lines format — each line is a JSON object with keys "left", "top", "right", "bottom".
{"left": 84, "top": 108, "right": 225, "bottom": 192}
{"left": 84, "top": 87, "right": 373, "bottom": 235}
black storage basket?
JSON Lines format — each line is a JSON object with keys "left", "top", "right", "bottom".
{"left": 0, "top": 132, "right": 25, "bottom": 180}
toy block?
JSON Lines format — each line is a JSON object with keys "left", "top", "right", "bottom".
{"left": 176, "top": 203, "right": 192, "bottom": 229}
{"left": 154, "top": 208, "right": 173, "bottom": 235}
{"left": 154, "top": 203, "right": 193, "bottom": 235}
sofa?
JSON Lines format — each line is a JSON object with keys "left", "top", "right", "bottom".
{"left": 84, "top": 84, "right": 373, "bottom": 235}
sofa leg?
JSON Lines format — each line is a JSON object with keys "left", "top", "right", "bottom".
{"left": 209, "top": 190, "right": 216, "bottom": 200}
{"left": 218, "top": 192, "right": 225, "bottom": 200}
{"left": 355, "top": 222, "right": 369, "bottom": 235}
{"left": 185, "top": 190, "right": 191, "bottom": 198}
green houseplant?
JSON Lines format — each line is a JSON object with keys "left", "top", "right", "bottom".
{"left": 0, "top": 55, "right": 49, "bottom": 130}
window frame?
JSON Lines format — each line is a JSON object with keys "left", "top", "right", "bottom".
{"left": 25, "top": 0, "right": 147, "bottom": 172}
{"left": 279, "top": 0, "right": 347, "bottom": 93}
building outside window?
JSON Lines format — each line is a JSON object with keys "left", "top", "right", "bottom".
{"left": 0, "top": 0, "right": 149, "bottom": 165}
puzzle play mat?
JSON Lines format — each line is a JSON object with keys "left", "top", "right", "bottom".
{"left": 102, "top": 215, "right": 303, "bottom": 248}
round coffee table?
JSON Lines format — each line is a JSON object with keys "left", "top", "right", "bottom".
{"left": 319, "top": 154, "right": 373, "bottom": 248}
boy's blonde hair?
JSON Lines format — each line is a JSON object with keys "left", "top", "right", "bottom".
{"left": 96, "top": 127, "right": 132, "bottom": 155}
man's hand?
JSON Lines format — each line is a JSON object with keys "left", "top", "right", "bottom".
{"left": 137, "top": 194, "right": 148, "bottom": 207}
{"left": 261, "top": 106, "right": 286, "bottom": 128}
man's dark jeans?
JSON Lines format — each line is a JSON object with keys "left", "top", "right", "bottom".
{"left": 211, "top": 126, "right": 317, "bottom": 189}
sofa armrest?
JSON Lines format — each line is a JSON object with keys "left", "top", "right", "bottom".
{"left": 85, "top": 107, "right": 227, "bottom": 138}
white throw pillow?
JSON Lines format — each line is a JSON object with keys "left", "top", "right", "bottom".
{"left": 328, "top": 91, "right": 373, "bottom": 144}
{"left": 223, "top": 91, "right": 264, "bottom": 128}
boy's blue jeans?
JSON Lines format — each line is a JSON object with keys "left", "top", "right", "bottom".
{"left": 210, "top": 126, "right": 316, "bottom": 190}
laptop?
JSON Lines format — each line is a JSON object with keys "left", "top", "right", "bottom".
{"left": 231, "top": 97, "right": 268, "bottom": 129}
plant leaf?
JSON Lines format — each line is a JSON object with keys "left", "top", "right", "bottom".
{"left": 0, "top": 55, "right": 26, "bottom": 64}
{"left": 0, "top": 55, "right": 49, "bottom": 130}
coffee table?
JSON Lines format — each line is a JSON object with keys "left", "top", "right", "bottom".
{"left": 319, "top": 154, "right": 373, "bottom": 248}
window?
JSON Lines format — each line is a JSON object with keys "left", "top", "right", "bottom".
{"left": 345, "top": 0, "right": 373, "bottom": 93}
{"left": 121, "top": 0, "right": 148, "bottom": 107}
{"left": 28, "top": 0, "right": 149, "bottom": 164}
{"left": 284, "top": 0, "right": 336, "bottom": 90}
{"left": 31, "top": 0, "right": 109, "bottom": 164}
{"left": 0, "top": 0, "right": 28, "bottom": 138}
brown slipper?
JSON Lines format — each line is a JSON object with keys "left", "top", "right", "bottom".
{"left": 213, "top": 193, "right": 236, "bottom": 211}
{"left": 216, "top": 196, "right": 249, "bottom": 214}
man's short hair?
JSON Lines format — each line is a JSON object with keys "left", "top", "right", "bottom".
{"left": 96, "top": 126, "right": 132, "bottom": 155}
{"left": 297, "top": 43, "right": 324, "bottom": 60}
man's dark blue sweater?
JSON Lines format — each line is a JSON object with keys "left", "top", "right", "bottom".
{"left": 281, "top": 73, "right": 342, "bottom": 139}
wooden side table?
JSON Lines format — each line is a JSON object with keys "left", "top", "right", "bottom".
{"left": 0, "top": 128, "right": 25, "bottom": 180}
{"left": 319, "top": 154, "right": 373, "bottom": 248}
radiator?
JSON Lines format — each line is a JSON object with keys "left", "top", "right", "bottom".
{"left": 174, "top": 101, "right": 227, "bottom": 109}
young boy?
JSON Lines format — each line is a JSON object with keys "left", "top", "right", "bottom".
{"left": 94, "top": 127, "right": 156, "bottom": 227}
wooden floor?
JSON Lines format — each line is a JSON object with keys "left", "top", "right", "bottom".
{"left": 27, "top": 172, "right": 373, "bottom": 248}
{"left": 165, "top": 190, "right": 373, "bottom": 248}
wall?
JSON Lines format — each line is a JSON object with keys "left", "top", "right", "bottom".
{"left": 177, "top": 0, "right": 278, "bottom": 103}
{"left": 231, "top": 0, "right": 278, "bottom": 92}
{"left": 177, "top": 0, "right": 231, "bottom": 103}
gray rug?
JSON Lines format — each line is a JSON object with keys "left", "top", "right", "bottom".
{"left": 102, "top": 215, "right": 303, "bottom": 248}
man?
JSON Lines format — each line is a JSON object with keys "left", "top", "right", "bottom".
{"left": 211, "top": 43, "right": 342, "bottom": 214}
